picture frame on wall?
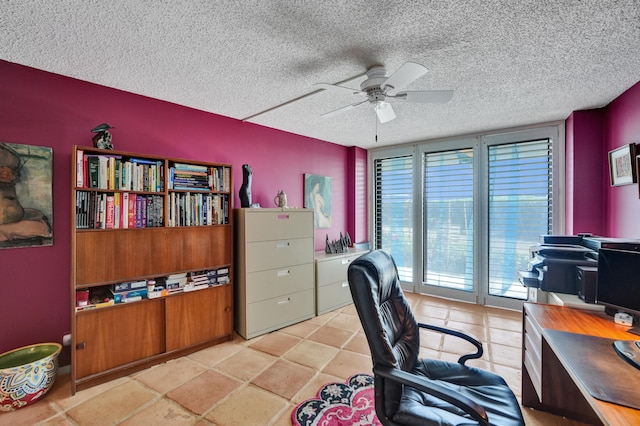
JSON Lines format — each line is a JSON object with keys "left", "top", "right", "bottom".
{"left": 0, "top": 142, "right": 53, "bottom": 248}
{"left": 608, "top": 143, "right": 637, "bottom": 186}
{"left": 304, "top": 173, "right": 332, "bottom": 229}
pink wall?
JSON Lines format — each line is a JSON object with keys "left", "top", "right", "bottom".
{"left": 565, "top": 109, "right": 606, "bottom": 235}
{"left": 604, "top": 80, "right": 640, "bottom": 238}
{"left": 0, "top": 60, "right": 364, "bottom": 357}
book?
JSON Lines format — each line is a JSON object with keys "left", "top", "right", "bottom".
{"left": 105, "top": 195, "right": 115, "bottom": 229}
{"left": 76, "top": 149, "right": 84, "bottom": 187}
{"left": 87, "top": 156, "right": 100, "bottom": 188}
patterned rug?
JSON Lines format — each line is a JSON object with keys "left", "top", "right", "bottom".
{"left": 292, "top": 373, "right": 382, "bottom": 426}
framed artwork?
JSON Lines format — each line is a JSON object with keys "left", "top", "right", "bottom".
{"left": 608, "top": 143, "right": 637, "bottom": 186}
{"left": 304, "top": 173, "right": 332, "bottom": 229}
{"left": 0, "top": 142, "right": 53, "bottom": 248}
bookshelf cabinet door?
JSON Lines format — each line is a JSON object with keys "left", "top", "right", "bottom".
{"left": 75, "top": 226, "right": 232, "bottom": 285}
{"left": 165, "top": 285, "right": 233, "bottom": 351}
{"left": 75, "top": 301, "right": 165, "bottom": 378}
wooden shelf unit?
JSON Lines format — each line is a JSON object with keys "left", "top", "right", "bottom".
{"left": 70, "top": 146, "right": 234, "bottom": 393}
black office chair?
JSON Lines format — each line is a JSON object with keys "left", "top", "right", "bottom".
{"left": 348, "top": 250, "right": 525, "bottom": 425}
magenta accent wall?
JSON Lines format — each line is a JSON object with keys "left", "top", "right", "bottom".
{"left": 565, "top": 109, "right": 606, "bottom": 235}
{"left": 0, "top": 60, "right": 364, "bottom": 357}
{"left": 604, "top": 80, "right": 640, "bottom": 238}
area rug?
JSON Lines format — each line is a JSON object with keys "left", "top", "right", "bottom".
{"left": 292, "top": 373, "right": 382, "bottom": 426}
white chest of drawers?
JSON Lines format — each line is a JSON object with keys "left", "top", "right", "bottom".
{"left": 315, "top": 250, "right": 367, "bottom": 315}
{"left": 234, "top": 208, "right": 314, "bottom": 338}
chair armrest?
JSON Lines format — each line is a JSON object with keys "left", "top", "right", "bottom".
{"left": 418, "top": 322, "right": 483, "bottom": 364}
{"left": 374, "top": 365, "right": 489, "bottom": 426}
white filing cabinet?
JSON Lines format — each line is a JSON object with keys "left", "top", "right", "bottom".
{"left": 315, "top": 250, "right": 367, "bottom": 315}
{"left": 234, "top": 208, "right": 314, "bottom": 339}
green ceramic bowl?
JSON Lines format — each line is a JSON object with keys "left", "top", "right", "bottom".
{"left": 0, "top": 343, "right": 61, "bottom": 411}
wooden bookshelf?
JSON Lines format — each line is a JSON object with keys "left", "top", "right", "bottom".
{"left": 70, "top": 146, "right": 233, "bottom": 393}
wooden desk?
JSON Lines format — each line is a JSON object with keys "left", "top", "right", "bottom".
{"left": 522, "top": 303, "right": 640, "bottom": 425}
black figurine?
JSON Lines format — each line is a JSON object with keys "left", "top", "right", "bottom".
{"left": 239, "top": 164, "right": 252, "bottom": 208}
{"left": 91, "top": 123, "right": 115, "bottom": 150}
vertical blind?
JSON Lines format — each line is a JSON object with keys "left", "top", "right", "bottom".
{"left": 488, "top": 139, "right": 552, "bottom": 299}
{"left": 423, "top": 149, "right": 474, "bottom": 291}
{"left": 374, "top": 155, "right": 413, "bottom": 282}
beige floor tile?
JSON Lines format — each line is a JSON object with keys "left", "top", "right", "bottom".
{"left": 279, "top": 320, "right": 320, "bottom": 338}
{"left": 442, "top": 332, "right": 483, "bottom": 355}
{"left": 167, "top": 370, "right": 242, "bottom": 415}
{"left": 37, "top": 414, "right": 76, "bottom": 425}
{"left": 322, "top": 350, "right": 373, "bottom": 379}
{"left": 448, "top": 308, "right": 486, "bottom": 325}
{"left": 0, "top": 399, "right": 60, "bottom": 425}
{"left": 413, "top": 303, "right": 450, "bottom": 320}
{"left": 487, "top": 342, "right": 522, "bottom": 369}
{"left": 342, "top": 332, "right": 371, "bottom": 356}
{"left": 419, "top": 328, "right": 444, "bottom": 350}
{"left": 309, "top": 311, "right": 338, "bottom": 325}
{"left": 290, "top": 372, "right": 343, "bottom": 404}
{"left": 487, "top": 312, "right": 523, "bottom": 332}
{"left": 445, "top": 320, "right": 488, "bottom": 341}
{"left": 488, "top": 327, "right": 522, "bottom": 348}
{"left": 283, "top": 340, "right": 339, "bottom": 370}
{"left": 307, "top": 325, "right": 355, "bottom": 348}
{"left": 66, "top": 380, "right": 156, "bottom": 425}
{"left": 38, "top": 293, "right": 584, "bottom": 426}
{"left": 118, "top": 398, "right": 196, "bottom": 425}
{"left": 135, "top": 357, "right": 207, "bottom": 394}
{"left": 340, "top": 304, "right": 358, "bottom": 316}
{"left": 251, "top": 359, "right": 316, "bottom": 400}
{"left": 325, "top": 312, "right": 362, "bottom": 332}
{"left": 214, "top": 347, "right": 277, "bottom": 381}
{"left": 271, "top": 403, "right": 296, "bottom": 426}
{"left": 47, "top": 374, "right": 129, "bottom": 411}
{"left": 248, "top": 331, "right": 301, "bottom": 357}
{"left": 205, "top": 385, "right": 287, "bottom": 426}
{"left": 187, "top": 339, "right": 244, "bottom": 368}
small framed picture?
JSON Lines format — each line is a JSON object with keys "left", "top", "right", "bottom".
{"left": 608, "top": 143, "right": 637, "bottom": 186}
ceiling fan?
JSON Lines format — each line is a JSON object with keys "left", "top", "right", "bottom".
{"left": 315, "top": 61, "right": 453, "bottom": 124}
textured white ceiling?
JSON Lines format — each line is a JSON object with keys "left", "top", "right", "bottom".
{"left": 2, "top": 1, "right": 640, "bottom": 148}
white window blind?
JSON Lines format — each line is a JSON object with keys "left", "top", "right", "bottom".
{"left": 374, "top": 155, "right": 413, "bottom": 282}
{"left": 423, "top": 149, "right": 474, "bottom": 291}
{"left": 488, "top": 139, "right": 552, "bottom": 299}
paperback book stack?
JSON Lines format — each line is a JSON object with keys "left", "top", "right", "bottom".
{"left": 185, "top": 270, "right": 211, "bottom": 291}
{"left": 169, "top": 163, "right": 210, "bottom": 191}
{"left": 165, "top": 273, "right": 188, "bottom": 294}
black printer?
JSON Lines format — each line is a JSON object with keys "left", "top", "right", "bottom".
{"left": 519, "top": 234, "right": 640, "bottom": 298}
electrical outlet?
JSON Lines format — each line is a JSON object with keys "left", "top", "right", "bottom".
{"left": 62, "top": 333, "right": 72, "bottom": 347}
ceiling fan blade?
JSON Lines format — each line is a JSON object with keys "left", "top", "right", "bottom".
{"left": 375, "top": 101, "right": 396, "bottom": 123}
{"left": 321, "top": 99, "right": 368, "bottom": 118}
{"left": 381, "top": 62, "right": 428, "bottom": 91}
{"left": 314, "top": 83, "right": 365, "bottom": 96}
{"left": 396, "top": 90, "right": 454, "bottom": 103}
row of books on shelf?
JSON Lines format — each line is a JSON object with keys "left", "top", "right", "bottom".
{"left": 168, "top": 192, "right": 229, "bottom": 226}
{"left": 75, "top": 267, "right": 230, "bottom": 311}
{"left": 76, "top": 150, "right": 165, "bottom": 192}
{"left": 76, "top": 191, "right": 163, "bottom": 229}
{"left": 168, "top": 163, "right": 231, "bottom": 192}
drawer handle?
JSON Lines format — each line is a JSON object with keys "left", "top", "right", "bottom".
{"left": 76, "top": 342, "right": 86, "bottom": 350}
{"left": 342, "top": 281, "right": 349, "bottom": 288}
{"left": 277, "top": 214, "right": 290, "bottom": 220}
{"left": 277, "top": 297, "right": 291, "bottom": 305}
{"left": 277, "top": 269, "right": 290, "bottom": 277}
{"left": 276, "top": 241, "right": 290, "bottom": 248}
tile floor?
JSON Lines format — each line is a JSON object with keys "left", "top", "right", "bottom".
{"left": 2, "top": 293, "right": 589, "bottom": 425}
